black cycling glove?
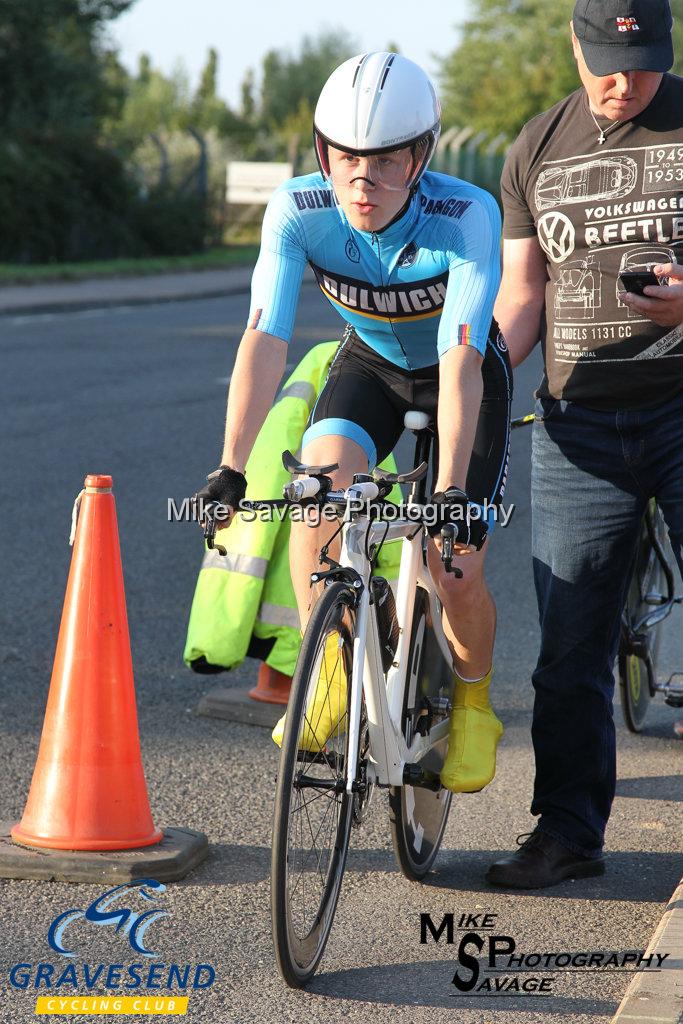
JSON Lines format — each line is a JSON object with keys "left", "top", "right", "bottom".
{"left": 426, "top": 486, "right": 489, "bottom": 550}
{"left": 191, "top": 466, "right": 247, "bottom": 521}
{"left": 426, "top": 487, "right": 470, "bottom": 543}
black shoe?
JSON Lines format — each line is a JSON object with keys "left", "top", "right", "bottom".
{"left": 486, "top": 831, "right": 605, "bottom": 889}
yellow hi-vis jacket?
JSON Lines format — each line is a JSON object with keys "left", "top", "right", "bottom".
{"left": 183, "top": 340, "right": 403, "bottom": 677}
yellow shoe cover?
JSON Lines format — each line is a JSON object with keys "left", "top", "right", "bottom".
{"left": 440, "top": 669, "right": 503, "bottom": 793}
{"left": 272, "top": 632, "right": 348, "bottom": 751}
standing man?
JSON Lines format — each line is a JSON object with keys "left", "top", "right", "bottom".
{"left": 490, "top": 0, "right": 683, "bottom": 888}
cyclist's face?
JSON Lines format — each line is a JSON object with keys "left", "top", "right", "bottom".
{"left": 328, "top": 145, "right": 414, "bottom": 231}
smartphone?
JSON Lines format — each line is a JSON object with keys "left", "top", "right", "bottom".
{"left": 618, "top": 271, "right": 661, "bottom": 295}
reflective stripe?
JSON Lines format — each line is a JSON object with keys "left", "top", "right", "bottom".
{"left": 276, "top": 381, "right": 316, "bottom": 407}
{"left": 202, "top": 548, "right": 268, "bottom": 578}
{"left": 257, "top": 602, "right": 300, "bottom": 629}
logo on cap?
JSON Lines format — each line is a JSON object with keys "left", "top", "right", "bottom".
{"left": 616, "top": 16, "right": 640, "bottom": 31}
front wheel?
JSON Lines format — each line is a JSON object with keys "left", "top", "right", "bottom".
{"left": 389, "top": 585, "right": 453, "bottom": 880}
{"left": 271, "top": 581, "right": 359, "bottom": 987}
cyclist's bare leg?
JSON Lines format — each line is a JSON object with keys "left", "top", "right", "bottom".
{"left": 289, "top": 434, "right": 368, "bottom": 631}
{"left": 426, "top": 541, "right": 494, "bottom": 679}
{"left": 427, "top": 540, "right": 502, "bottom": 792}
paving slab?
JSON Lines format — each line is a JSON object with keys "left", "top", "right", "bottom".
{"left": 612, "top": 879, "right": 683, "bottom": 1024}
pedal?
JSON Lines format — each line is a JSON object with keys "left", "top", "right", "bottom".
{"left": 427, "top": 696, "right": 452, "bottom": 718}
{"left": 410, "top": 696, "right": 452, "bottom": 736}
{"left": 664, "top": 673, "right": 683, "bottom": 708}
{"left": 402, "top": 763, "right": 441, "bottom": 791}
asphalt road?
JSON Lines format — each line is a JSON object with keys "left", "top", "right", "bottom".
{"left": 1, "top": 285, "right": 681, "bottom": 1023}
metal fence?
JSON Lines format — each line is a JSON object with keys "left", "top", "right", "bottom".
{"left": 430, "top": 127, "right": 510, "bottom": 201}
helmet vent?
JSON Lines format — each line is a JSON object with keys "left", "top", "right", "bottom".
{"left": 379, "top": 54, "right": 395, "bottom": 91}
{"left": 351, "top": 54, "right": 368, "bottom": 88}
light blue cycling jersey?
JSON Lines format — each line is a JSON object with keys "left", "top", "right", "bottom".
{"left": 248, "top": 170, "right": 501, "bottom": 370}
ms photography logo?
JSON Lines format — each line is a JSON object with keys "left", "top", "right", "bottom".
{"left": 8, "top": 879, "right": 216, "bottom": 1016}
{"left": 420, "top": 911, "right": 669, "bottom": 997}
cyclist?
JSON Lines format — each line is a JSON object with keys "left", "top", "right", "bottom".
{"left": 193, "top": 52, "right": 512, "bottom": 793}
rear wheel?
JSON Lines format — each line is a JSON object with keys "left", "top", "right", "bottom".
{"left": 389, "top": 585, "right": 453, "bottom": 880}
{"left": 619, "top": 504, "right": 669, "bottom": 732}
{"left": 271, "top": 582, "right": 359, "bottom": 987}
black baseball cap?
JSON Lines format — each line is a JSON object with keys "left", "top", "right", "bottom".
{"left": 573, "top": 0, "right": 674, "bottom": 75}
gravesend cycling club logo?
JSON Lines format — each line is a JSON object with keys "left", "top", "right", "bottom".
{"left": 7, "top": 879, "right": 217, "bottom": 1016}
{"left": 419, "top": 911, "right": 670, "bottom": 996}
{"left": 538, "top": 211, "right": 576, "bottom": 263}
{"left": 48, "top": 879, "right": 169, "bottom": 957}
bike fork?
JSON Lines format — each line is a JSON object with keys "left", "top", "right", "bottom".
{"left": 346, "top": 586, "right": 370, "bottom": 796}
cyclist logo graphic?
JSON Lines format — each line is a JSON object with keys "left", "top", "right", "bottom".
{"left": 47, "top": 879, "right": 170, "bottom": 958}
{"left": 398, "top": 241, "right": 418, "bottom": 267}
{"left": 345, "top": 238, "right": 360, "bottom": 263}
{"left": 538, "top": 212, "right": 575, "bottom": 264}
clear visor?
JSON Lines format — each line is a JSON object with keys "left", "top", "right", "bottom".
{"left": 326, "top": 138, "right": 430, "bottom": 193}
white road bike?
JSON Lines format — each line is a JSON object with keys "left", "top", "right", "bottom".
{"left": 259, "top": 411, "right": 461, "bottom": 987}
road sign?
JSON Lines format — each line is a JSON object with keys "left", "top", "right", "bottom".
{"left": 226, "top": 162, "right": 293, "bottom": 205}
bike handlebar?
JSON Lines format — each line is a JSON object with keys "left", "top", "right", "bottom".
{"left": 200, "top": 492, "right": 466, "bottom": 575}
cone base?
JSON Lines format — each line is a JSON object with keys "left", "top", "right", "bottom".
{"left": 10, "top": 824, "right": 163, "bottom": 851}
{"left": 248, "top": 664, "right": 291, "bottom": 705}
{"left": 0, "top": 824, "right": 207, "bottom": 883}
{"left": 198, "top": 686, "right": 284, "bottom": 728}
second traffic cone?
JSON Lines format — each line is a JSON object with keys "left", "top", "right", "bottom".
{"left": 11, "top": 475, "right": 162, "bottom": 851}
{"left": 248, "top": 663, "right": 291, "bottom": 705}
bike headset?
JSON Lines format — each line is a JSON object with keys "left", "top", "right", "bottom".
{"left": 313, "top": 52, "right": 441, "bottom": 228}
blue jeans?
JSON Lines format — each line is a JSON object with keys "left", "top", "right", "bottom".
{"left": 531, "top": 390, "right": 683, "bottom": 858}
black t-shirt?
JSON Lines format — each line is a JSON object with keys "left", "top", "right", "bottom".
{"left": 501, "top": 74, "right": 683, "bottom": 408}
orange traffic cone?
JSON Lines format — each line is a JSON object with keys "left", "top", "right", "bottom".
{"left": 12, "top": 475, "right": 162, "bottom": 851}
{"left": 248, "top": 663, "right": 291, "bottom": 705}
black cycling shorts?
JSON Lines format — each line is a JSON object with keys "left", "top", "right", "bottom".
{"left": 302, "top": 322, "right": 513, "bottom": 520}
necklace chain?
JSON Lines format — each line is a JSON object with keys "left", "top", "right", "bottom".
{"left": 588, "top": 107, "right": 623, "bottom": 145}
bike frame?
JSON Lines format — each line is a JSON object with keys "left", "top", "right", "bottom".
{"left": 338, "top": 514, "right": 452, "bottom": 794}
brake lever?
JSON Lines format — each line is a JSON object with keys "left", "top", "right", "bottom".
{"left": 440, "top": 524, "right": 463, "bottom": 579}
{"left": 202, "top": 505, "right": 227, "bottom": 556}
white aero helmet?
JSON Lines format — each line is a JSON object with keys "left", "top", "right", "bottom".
{"left": 314, "top": 52, "right": 441, "bottom": 191}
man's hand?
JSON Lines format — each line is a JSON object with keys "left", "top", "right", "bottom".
{"left": 618, "top": 263, "right": 683, "bottom": 327}
{"left": 191, "top": 466, "right": 247, "bottom": 529}
{"left": 426, "top": 487, "right": 487, "bottom": 554}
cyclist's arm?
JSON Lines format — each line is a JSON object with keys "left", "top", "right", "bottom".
{"left": 435, "top": 346, "right": 483, "bottom": 492}
{"left": 436, "top": 189, "right": 500, "bottom": 491}
{"left": 494, "top": 236, "right": 547, "bottom": 369}
{"left": 220, "top": 329, "right": 288, "bottom": 472}
{"left": 219, "top": 185, "right": 307, "bottom": 473}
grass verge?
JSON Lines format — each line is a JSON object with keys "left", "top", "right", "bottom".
{"left": 0, "top": 246, "right": 260, "bottom": 285}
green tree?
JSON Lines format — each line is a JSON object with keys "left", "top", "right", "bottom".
{"left": 190, "top": 47, "right": 251, "bottom": 140}
{"left": 0, "top": 0, "right": 136, "bottom": 261}
{"left": 439, "top": 0, "right": 579, "bottom": 139}
{"left": 240, "top": 68, "right": 257, "bottom": 123}
{"left": 440, "top": 0, "right": 683, "bottom": 140}
{"left": 259, "top": 30, "right": 358, "bottom": 143}
{"left": 112, "top": 56, "right": 192, "bottom": 148}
